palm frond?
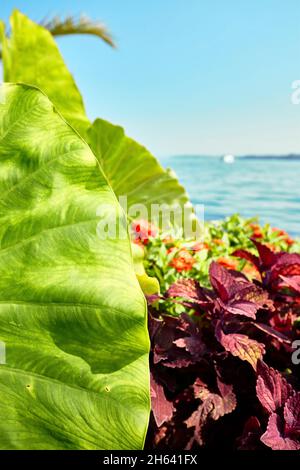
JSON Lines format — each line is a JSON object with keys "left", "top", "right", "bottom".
{"left": 40, "top": 14, "right": 116, "bottom": 48}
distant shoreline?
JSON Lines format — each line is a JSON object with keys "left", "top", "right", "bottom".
{"left": 166, "top": 154, "right": 300, "bottom": 160}
{"left": 241, "top": 154, "right": 300, "bottom": 160}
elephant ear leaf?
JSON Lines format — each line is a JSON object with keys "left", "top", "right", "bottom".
{"left": 0, "top": 10, "right": 90, "bottom": 135}
{"left": 87, "top": 118, "right": 197, "bottom": 232}
{"left": 1, "top": 10, "right": 197, "bottom": 233}
{"left": 0, "top": 83, "right": 150, "bottom": 450}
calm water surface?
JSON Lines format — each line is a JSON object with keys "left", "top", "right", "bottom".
{"left": 161, "top": 156, "right": 300, "bottom": 236}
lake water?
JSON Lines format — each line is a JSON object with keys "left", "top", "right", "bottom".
{"left": 161, "top": 156, "right": 300, "bottom": 236}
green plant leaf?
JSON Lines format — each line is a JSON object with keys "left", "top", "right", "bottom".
{"left": 87, "top": 118, "right": 196, "bottom": 231}
{"left": 132, "top": 243, "right": 160, "bottom": 296}
{"left": 1, "top": 10, "right": 197, "bottom": 234}
{"left": 0, "top": 10, "right": 90, "bottom": 135}
{"left": 0, "top": 83, "right": 150, "bottom": 450}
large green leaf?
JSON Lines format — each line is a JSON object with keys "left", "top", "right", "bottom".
{"left": 0, "top": 10, "right": 90, "bottom": 135}
{"left": 1, "top": 10, "right": 195, "bottom": 231}
{"left": 87, "top": 119, "right": 194, "bottom": 230}
{"left": 0, "top": 83, "right": 150, "bottom": 449}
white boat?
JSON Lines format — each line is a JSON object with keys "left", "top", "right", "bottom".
{"left": 223, "top": 154, "right": 235, "bottom": 164}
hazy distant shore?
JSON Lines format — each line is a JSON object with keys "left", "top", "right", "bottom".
{"left": 242, "top": 154, "right": 300, "bottom": 160}
{"left": 168, "top": 154, "right": 300, "bottom": 160}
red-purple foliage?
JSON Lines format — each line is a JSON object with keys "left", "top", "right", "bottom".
{"left": 234, "top": 239, "right": 300, "bottom": 301}
{"left": 145, "top": 241, "right": 300, "bottom": 450}
{"left": 256, "top": 362, "right": 300, "bottom": 450}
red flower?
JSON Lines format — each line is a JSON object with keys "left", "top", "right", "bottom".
{"left": 285, "top": 237, "right": 295, "bottom": 247}
{"left": 132, "top": 219, "right": 157, "bottom": 245}
{"left": 217, "top": 256, "right": 239, "bottom": 271}
{"left": 249, "top": 223, "right": 263, "bottom": 239}
{"left": 170, "top": 248, "right": 196, "bottom": 273}
{"left": 272, "top": 227, "right": 294, "bottom": 246}
{"left": 272, "top": 227, "right": 288, "bottom": 237}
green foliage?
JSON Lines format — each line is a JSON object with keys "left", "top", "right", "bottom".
{"left": 0, "top": 10, "right": 192, "bottom": 448}
{"left": 0, "top": 10, "right": 192, "bottom": 225}
{"left": 87, "top": 119, "right": 192, "bottom": 227}
{"left": 0, "top": 8, "right": 298, "bottom": 451}
{"left": 132, "top": 243, "right": 160, "bottom": 295}
{"left": 140, "top": 214, "right": 299, "bottom": 315}
{"left": 0, "top": 83, "right": 150, "bottom": 449}
{"left": 0, "top": 10, "right": 89, "bottom": 135}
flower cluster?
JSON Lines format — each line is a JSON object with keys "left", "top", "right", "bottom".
{"left": 169, "top": 248, "right": 196, "bottom": 273}
{"left": 132, "top": 219, "right": 157, "bottom": 245}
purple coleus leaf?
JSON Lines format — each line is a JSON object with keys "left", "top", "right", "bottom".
{"left": 268, "top": 253, "right": 300, "bottom": 293}
{"left": 149, "top": 312, "right": 206, "bottom": 369}
{"left": 251, "top": 239, "right": 279, "bottom": 270}
{"left": 279, "top": 275, "right": 300, "bottom": 294}
{"left": 148, "top": 313, "right": 163, "bottom": 340}
{"left": 213, "top": 378, "right": 237, "bottom": 419}
{"left": 260, "top": 413, "right": 299, "bottom": 450}
{"left": 256, "top": 361, "right": 293, "bottom": 414}
{"left": 150, "top": 314, "right": 192, "bottom": 367}
{"left": 232, "top": 249, "right": 260, "bottom": 271}
{"left": 234, "top": 240, "right": 300, "bottom": 298}
{"left": 216, "top": 323, "right": 265, "bottom": 369}
{"left": 174, "top": 335, "right": 206, "bottom": 362}
{"left": 236, "top": 416, "right": 262, "bottom": 450}
{"left": 284, "top": 392, "right": 300, "bottom": 439}
{"left": 185, "top": 377, "right": 237, "bottom": 448}
{"left": 261, "top": 393, "right": 300, "bottom": 451}
{"left": 168, "top": 314, "right": 207, "bottom": 366}
{"left": 256, "top": 362, "right": 300, "bottom": 450}
{"left": 270, "top": 253, "right": 300, "bottom": 276}
{"left": 147, "top": 293, "right": 161, "bottom": 305}
{"left": 168, "top": 263, "right": 273, "bottom": 321}
{"left": 209, "top": 261, "right": 240, "bottom": 302}
{"left": 219, "top": 300, "right": 259, "bottom": 319}
{"left": 210, "top": 262, "right": 273, "bottom": 319}
{"left": 232, "top": 283, "right": 273, "bottom": 309}
{"left": 150, "top": 372, "right": 175, "bottom": 427}
{"left": 233, "top": 240, "right": 278, "bottom": 274}
{"left": 166, "top": 279, "right": 213, "bottom": 311}
{"left": 252, "top": 322, "right": 291, "bottom": 345}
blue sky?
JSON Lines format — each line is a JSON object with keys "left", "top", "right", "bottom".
{"left": 1, "top": 0, "right": 300, "bottom": 156}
